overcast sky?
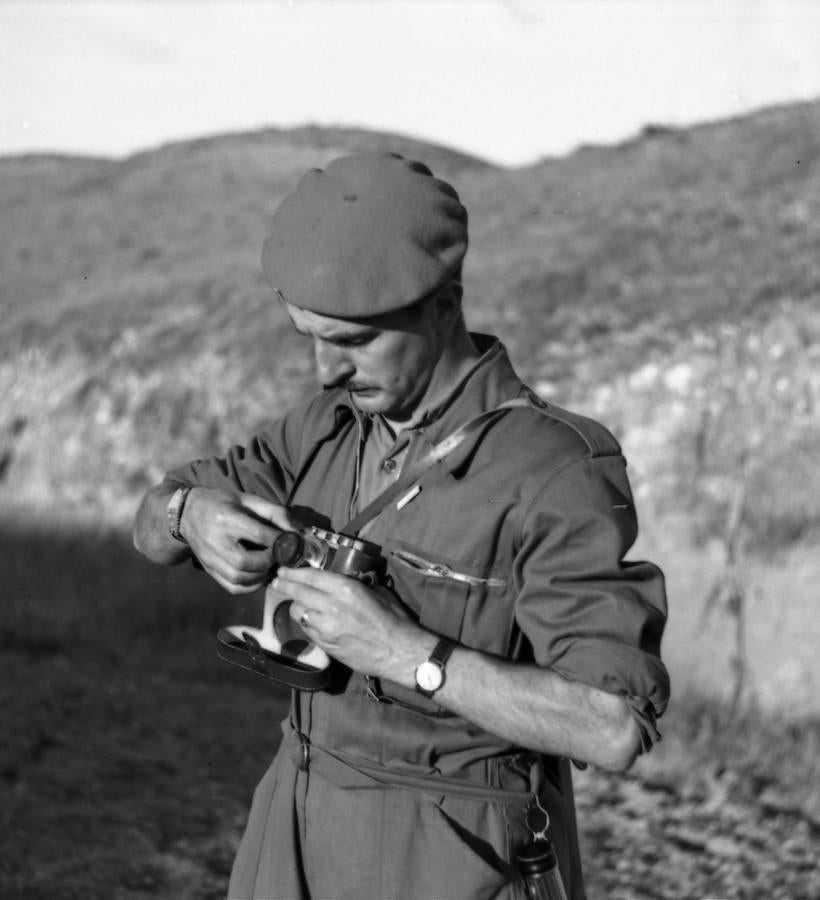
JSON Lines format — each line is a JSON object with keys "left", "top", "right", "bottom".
{"left": 2, "top": 0, "right": 820, "bottom": 166}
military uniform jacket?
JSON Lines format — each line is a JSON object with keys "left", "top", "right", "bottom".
{"left": 167, "top": 335, "right": 670, "bottom": 900}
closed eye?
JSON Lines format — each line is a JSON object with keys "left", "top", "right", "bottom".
{"left": 328, "top": 332, "right": 376, "bottom": 348}
{"left": 290, "top": 328, "right": 372, "bottom": 348}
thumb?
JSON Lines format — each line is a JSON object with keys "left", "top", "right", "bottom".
{"left": 239, "top": 494, "right": 295, "bottom": 532}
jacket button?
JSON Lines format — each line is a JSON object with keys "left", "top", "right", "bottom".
{"left": 383, "top": 458, "right": 397, "bottom": 473}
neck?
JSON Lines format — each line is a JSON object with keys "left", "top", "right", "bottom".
{"left": 383, "top": 329, "right": 481, "bottom": 433}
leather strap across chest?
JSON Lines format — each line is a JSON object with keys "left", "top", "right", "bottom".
{"left": 343, "top": 397, "right": 532, "bottom": 536}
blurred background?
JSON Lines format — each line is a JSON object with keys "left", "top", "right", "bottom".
{"left": 2, "top": 2, "right": 819, "bottom": 898}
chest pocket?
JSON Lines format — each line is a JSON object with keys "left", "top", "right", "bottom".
{"left": 386, "top": 540, "right": 514, "bottom": 657}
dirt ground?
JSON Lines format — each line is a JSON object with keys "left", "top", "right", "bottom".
{"left": 3, "top": 638, "right": 818, "bottom": 900}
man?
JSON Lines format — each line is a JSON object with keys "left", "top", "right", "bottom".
{"left": 133, "top": 153, "right": 669, "bottom": 900}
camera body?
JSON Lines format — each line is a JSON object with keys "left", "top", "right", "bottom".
{"left": 273, "top": 526, "right": 386, "bottom": 584}
{"left": 217, "top": 526, "right": 386, "bottom": 690}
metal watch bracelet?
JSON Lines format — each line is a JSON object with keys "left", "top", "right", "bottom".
{"left": 167, "top": 486, "right": 193, "bottom": 543}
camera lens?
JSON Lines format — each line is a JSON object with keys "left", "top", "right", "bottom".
{"left": 273, "top": 531, "right": 306, "bottom": 567}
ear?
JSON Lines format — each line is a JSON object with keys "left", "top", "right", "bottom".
{"left": 432, "top": 280, "right": 463, "bottom": 328}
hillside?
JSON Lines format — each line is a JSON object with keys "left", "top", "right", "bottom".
{"left": 2, "top": 102, "right": 819, "bottom": 528}
{"left": 2, "top": 106, "right": 820, "bottom": 900}
{"left": 2, "top": 103, "right": 820, "bottom": 690}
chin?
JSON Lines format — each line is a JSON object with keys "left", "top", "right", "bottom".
{"left": 351, "top": 392, "right": 404, "bottom": 419}
{"left": 349, "top": 391, "right": 385, "bottom": 411}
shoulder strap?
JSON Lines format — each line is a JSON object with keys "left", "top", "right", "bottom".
{"left": 343, "top": 398, "right": 531, "bottom": 536}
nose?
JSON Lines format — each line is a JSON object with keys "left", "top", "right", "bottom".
{"left": 314, "top": 340, "right": 354, "bottom": 388}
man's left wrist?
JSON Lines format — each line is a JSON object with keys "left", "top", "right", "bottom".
{"left": 414, "top": 637, "right": 457, "bottom": 698}
{"left": 377, "top": 627, "right": 437, "bottom": 688}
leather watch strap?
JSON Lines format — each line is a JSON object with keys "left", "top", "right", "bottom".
{"left": 430, "top": 637, "right": 456, "bottom": 669}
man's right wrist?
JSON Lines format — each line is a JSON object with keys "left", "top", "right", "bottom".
{"left": 167, "top": 486, "right": 194, "bottom": 543}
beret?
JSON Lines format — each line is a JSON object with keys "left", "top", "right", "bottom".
{"left": 261, "top": 152, "right": 468, "bottom": 317}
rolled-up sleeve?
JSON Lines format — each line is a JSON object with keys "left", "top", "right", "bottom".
{"left": 514, "top": 454, "right": 670, "bottom": 746}
{"left": 164, "top": 425, "right": 294, "bottom": 502}
{"left": 162, "top": 396, "right": 325, "bottom": 501}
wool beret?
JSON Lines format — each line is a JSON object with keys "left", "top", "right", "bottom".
{"left": 261, "top": 153, "right": 468, "bottom": 317}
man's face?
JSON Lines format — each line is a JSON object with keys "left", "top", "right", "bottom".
{"left": 286, "top": 300, "right": 445, "bottom": 421}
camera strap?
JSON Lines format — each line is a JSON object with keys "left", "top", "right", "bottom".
{"left": 342, "top": 396, "right": 533, "bottom": 536}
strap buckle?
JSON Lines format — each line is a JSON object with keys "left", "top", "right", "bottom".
{"left": 296, "top": 731, "right": 310, "bottom": 771}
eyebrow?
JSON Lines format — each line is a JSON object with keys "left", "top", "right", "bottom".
{"left": 290, "top": 319, "right": 377, "bottom": 342}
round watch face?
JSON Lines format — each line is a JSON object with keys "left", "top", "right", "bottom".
{"left": 415, "top": 659, "right": 444, "bottom": 693}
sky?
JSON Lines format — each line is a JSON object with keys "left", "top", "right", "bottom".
{"left": 2, "top": 0, "right": 820, "bottom": 167}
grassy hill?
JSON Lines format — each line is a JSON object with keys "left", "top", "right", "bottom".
{"left": 1, "top": 101, "right": 819, "bottom": 711}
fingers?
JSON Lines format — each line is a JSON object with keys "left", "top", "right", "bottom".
{"left": 223, "top": 543, "right": 273, "bottom": 576}
{"left": 234, "top": 518, "right": 278, "bottom": 550}
{"left": 206, "top": 558, "right": 269, "bottom": 595}
{"left": 224, "top": 504, "right": 280, "bottom": 549}
{"left": 274, "top": 566, "right": 345, "bottom": 593}
{"left": 274, "top": 568, "right": 344, "bottom": 634}
{"left": 275, "top": 567, "right": 337, "bottom": 605}
{"left": 187, "top": 487, "right": 287, "bottom": 547}
{"left": 274, "top": 568, "right": 401, "bottom": 615}
{"left": 210, "top": 571, "right": 261, "bottom": 596}
{"left": 240, "top": 494, "right": 295, "bottom": 533}
{"left": 276, "top": 567, "right": 419, "bottom": 677}
{"left": 288, "top": 601, "right": 318, "bottom": 631}
{"left": 181, "top": 488, "right": 287, "bottom": 592}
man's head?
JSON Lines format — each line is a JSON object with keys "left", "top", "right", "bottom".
{"left": 263, "top": 153, "right": 474, "bottom": 421}
{"left": 285, "top": 278, "right": 466, "bottom": 421}
{"left": 261, "top": 152, "right": 468, "bottom": 317}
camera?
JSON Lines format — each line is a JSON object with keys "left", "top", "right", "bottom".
{"left": 269, "top": 526, "right": 386, "bottom": 661}
{"left": 217, "top": 526, "right": 386, "bottom": 690}
{"left": 273, "top": 526, "right": 385, "bottom": 583}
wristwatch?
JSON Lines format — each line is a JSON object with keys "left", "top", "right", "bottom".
{"left": 167, "top": 486, "right": 193, "bottom": 543}
{"left": 414, "top": 637, "right": 457, "bottom": 698}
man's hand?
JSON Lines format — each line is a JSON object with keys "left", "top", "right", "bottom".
{"left": 272, "top": 566, "right": 432, "bottom": 679}
{"left": 180, "top": 488, "right": 294, "bottom": 594}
